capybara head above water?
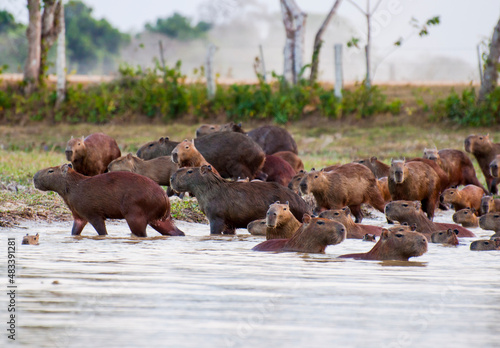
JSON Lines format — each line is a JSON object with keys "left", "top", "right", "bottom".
{"left": 453, "top": 208, "right": 478, "bottom": 227}
{"left": 479, "top": 212, "right": 500, "bottom": 232}
{"left": 266, "top": 201, "right": 292, "bottom": 228}
{"left": 430, "top": 229, "right": 459, "bottom": 245}
{"left": 22, "top": 233, "right": 39, "bottom": 245}
{"left": 385, "top": 200, "right": 422, "bottom": 221}
{"left": 440, "top": 185, "right": 484, "bottom": 213}
{"left": 490, "top": 155, "right": 500, "bottom": 178}
{"left": 470, "top": 238, "right": 500, "bottom": 251}
{"left": 247, "top": 219, "right": 267, "bottom": 236}
{"left": 423, "top": 148, "right": 439, "bottom": 161}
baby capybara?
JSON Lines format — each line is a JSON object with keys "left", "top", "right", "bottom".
{"left": 464, "top": 134, "right": 500, "bottom": 194}
{"left": 430, "top": 229, "right": 459, "bottom": 246}
{"left": 470, "top": 238, "right": 500, "bottom": 251}
{"left": 247, "top": 219, "right": 267, "bottom": 236}
{"left": 170, "top": 165, "right": 310, "bottom": 235}
{"left": 171, "top": 139, "right": 220, "bottom": 176}
{"left": 107, "top": 154, "right": 178, "bottom": 186}
{"left": 65, "top": 133, "right": 121, "bottom": 176}
{"left": 480, "top": 195, "right": 500, "bottom": 214}
{"left": 452, "top": 208, "right": 479, "bottom": 228}
{"left": 388, "top": 159, "right": 441, "bottom": 220}
{"left": 354, "top": 156, "right": 390, "bottom": 178}
{"left": 339, "top": 229, "right": 428, "bottom": 261}
{"left": 22, "top": 233, "right": 39, "bottom": 245}
{"left": 265, "top": 201, "right": 302, "bottom": 240}
{"left": 319, "top": 207, "right": 383, "bottom": 239}
{"left": 272, "top": 151, "right": 304, "bottom": 173}
{"left": 299, "top": 163, "right": 385, "bottom": 223}
{"left": 423, "top": 148, "right": 487, "bottom": 192}
{"left": 262, "top": 155, "right": 296, "bottom": 187}
{"left": 479, "top": 213, "right": 500, "bottom": 236}
{"left": 33, "top": 164, "right": 184, "bottom": 237}
{"left": 440, "top": 185, "right": 484, "bottom": 215}
{"left": 252, "top": 214, "right": 346, "bottom": 253}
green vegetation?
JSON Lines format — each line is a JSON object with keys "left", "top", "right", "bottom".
{"left": 0, "top": 10, "right": 27, "bottom": 71}
{"left": 145, "top": 12, "right": 211, "bottom": 41}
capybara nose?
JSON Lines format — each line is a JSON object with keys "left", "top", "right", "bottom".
{"left": 300, "top": 183, "right": 307, "bottom": 191}
{"left": 65, "top": 150, "right": 72, "bottom": 161}
{"left": 196, "top": 130, "right": 201, "bottom": 137}
{"left": 439, "top": 195, "right": 444, "bottom": 203}
{"left": 172, "top": 152, "right": 178, "bottom": 163}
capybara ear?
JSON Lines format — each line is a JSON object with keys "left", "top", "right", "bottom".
{"left": 320, "top": 168, "right": 324, "bottom": 172}
{"left": 285, "top": 201, "right": 289, "bottom": 205}
{"left": 311, "top": 168, "right": 316, "bottom": 171}
{"left": 471, "top": 207, "right": 476, "bottom": 213}
{"left": 237, "top": 122, "right": 242, "bottom": 127}
{"left": 370, "top": 156, "right": 377, "bottom": 162}
{"left": 127, "top": 153, "right": 133, "bottom": 158}
{"left": 302, "top": 214, "right": 311, "bottom": 224}
{"left": 299, "top": 170, "right": 305, "bottom": 173}
{"left": 343, "top": 206, "right": 351, "bottom": 215}
{"left": 200, "top": 165, "right": 211, "bottom": 174}
{"left": 381, "top": 229, "right": 390, "bottom": 240}
{"left": 453, "top": 229, "right": 459, "bottom": 235}
{"left": 62, "top": 163, "right": 70, "bottom": 174}
{"left": 159, "top": 137, "right": 164, "bottom": 143}
{"left": 274, "top": 201, "right": 281, "bottom": 205}
{"left": 36, "top": 233, "right": 39, "bottom": 237}
{"left": 486, "top": 134, "right": 490, "bottom": 139}
{"left": 81, "top": 136, "right": 85, "bottom": 140}
{"left": 165, "top": 136, "right": 169, "bottom": 141}
{"left": 410, "top": 223, "right": 417, "bottom": 231}
{"left": 414, "top": 201, "right": 422, "bottom": 210}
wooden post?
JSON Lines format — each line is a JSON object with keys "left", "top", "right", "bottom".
{"left": 56, "top": 2, "right": 66, "bottom": 108}
{"left": 206, "top": 44, "right": 216, "bottom": 99}
{"left": 259, "top": 44, "right": 266, "bottom": 82}
{"left": 334, "top": 44, "right": 343, "bottom": 100}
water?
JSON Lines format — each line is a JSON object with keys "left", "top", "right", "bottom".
{"left": 1, "top": 209, "right": 499, "bottom": 348}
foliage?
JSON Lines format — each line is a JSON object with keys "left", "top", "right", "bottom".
{"left": 0, "top": 10, "right": 27, "bottom": 72}
{"left": 0, "top": 10, "right": 23, "bottom": 33}
{"left": 145, "top": 12, "right": 212, "bottom": 41}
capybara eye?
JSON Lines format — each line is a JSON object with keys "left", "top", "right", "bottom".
{"left": 314, "top": 175, "right": 318, "bottom": 179}
{"left": 484, "top": 241, "right": 490, "bottom": 245}
{"left": 495, "top": 215, "right": 500, "bottom": 218}
{"left": 439, "top": 232, "right": 443, "bottom": 235}
{"left": 210, "top": 127, "right": 215, "bottom": 129}
{"left": 316, "top": 220, "right": 324, "bottom": 225}
{"left": 479, "top": 137, "right": 483, "bottom": 140}
{"left": 187, "top": 170, "right": 193, "bottom": 174}
{"left": 396, "top": 233, "right": 403, "bottom": 238}
{"left": 334, "top": 212, "right": 339, "bottom": 216}
{"left": 359, "top": 160, "right": 364, "bottom": 163}
{"left": 402, "top": 204, "right": 408, "bottom": 207}
{"left": 283, "top": 208, "right": 287, "bottom": 211}
{"left": 185, "top": 146, "right": 189, "bottom": 149}
{"left": 48, "top": 169, "right": 54, "bottom": 173}
{"left": 148, "top": 143, "right": 154, "bottom": 147}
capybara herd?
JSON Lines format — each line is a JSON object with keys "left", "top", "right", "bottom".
{"left": 31, "top": 127, "right": 500, "bottom": 257}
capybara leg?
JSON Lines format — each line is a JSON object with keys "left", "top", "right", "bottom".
{"left": 166, "top": 187, "right": 175, "bottom": 197}
{"left": 125, "top": 216, "right": 148, "bottom": 237}
{"left": 71, "top": 218, "right": 88, "bottom": 235}
{"left": 490, "top": 178, "right": 498, "bottom": 195}
{"left": 350, "top": 205, "right": 363, "bottom": 223}
{"left": 386, "top": 218, "right": 394, "bottom": 224}
{"left": 88, "top": 218, "right": 108, "bottom": 236}
{"left": 209, "top": 218, "right": 226, "bottom": 235}
{"left": 421, "top": 199, "right": 435, "bottom": 221}
{"left": 149, "top": 217, "right": 185, "bottom": 236}
{"left": 222, "top": 226, "right": 236, "bottom": 235}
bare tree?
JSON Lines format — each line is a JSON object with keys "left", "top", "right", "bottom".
{"left": 280, "top": 0, "right": 307, "bottom": 84}
{"left": 479, "top": 17, "right": 500, "bottom": 102}
{"left": 56, "top": 1, "right": 65, "bottom": 108}
{"left": 24, "top": 0, "right": 42, "bottom": 94}
{"left": 40, "top": 0, "right": 62, "bottom": 86}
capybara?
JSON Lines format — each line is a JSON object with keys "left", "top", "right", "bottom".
{"left": 464, "top": 134, "right": 500, "bottom": 194}
{"left": 388, "top": 159, "right": 441, "bottom": 220}
{"left": 299, "top": 163, "right": 385, "bottom": 223}
{"left": 262, "top": 155, "right": 296, "bottom": 187}
{"left": 479, "top": 213, "right": 500, "bottom": 235}
{"left": 170, "top": 165, "right": 310, "bottom": 234}
{"left": 247, "top": 219, "right": 267, "bottom": 236}
{"left": 65, "top": 133, "right": 121, "bottom": 176}
{"left": 385, "top": 200, "right": 476, "bottom": 238}
{"left": 318, "top": 207, "right": 383, "bottom": 239}
{"left": 363, "top": 234, "right": 376, "bottom": 242}
{"left": 137, "top": 132, "right": 265, "bottom": 180}
{"left": 247, "top": 125, "right": 298, "bottom": 155}
{"left": 452, "top": 208, "right": 479, "bottom": 228}
{"left": 470, "top": 238, "right": 500, "bottom": 251}
{"left": 107, "top": 154, "right": 178, "bottom": 186}
{"left": 490, "top": 154, "right": 500, "bottom": 178}
{"left": 377, "top": 177, "right": 392, "bottom": 203}
{"left": 272, "top": 151, "right": 304, "bottom": 173}
{"left": 339, "top": 229, "right": 428, "bottom": 261}
{"left": 265, "top": 201, "right": 302, "bottom": 240}
{"left": 195, "top": 124, "right": 222, "bottom": 137}
{"left": 252, "top": 214, "right": 346, "bottom": 253}
{"left": 423, "top": 148, "right": 487, "bottom": 192}
{"left": 171, "top": 139, "right": 220, "bottom": 176}
{"left": 22, "top": 233, "right": 39, "bottom": 245}
{"left": 480, "top": 195, "right": 500, "bottom": 214}
{"left": 354, "top": 156, "right": 390, "bottom": 178}
{"left": 430, "top": 229, "right": 459, "bottom": 246}
{"left": 288, "top": 170, "right": 307, "bottom": 194}
{"left": 440, "top": 185, "right": 484, "bottom": 214}
{"left": 33, "top": 164, "right": 184, "bottom": 237}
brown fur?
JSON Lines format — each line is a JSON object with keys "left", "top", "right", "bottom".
{"left": 423, "top": 148, "right": 487, "bottom": 192}
{"left": 170, "top": 165, "right": 310, "bottom": 234}
{"left": 65, "top": 133, "right": 121, "bottom": 176}
{"left": 262, "top": 155, "right": 296, "bottom": 186}
{"left": 265, "top": 202, "right": 302, "bottom": 240}
{"left": 247, "top": 219, "right": 267, "bottom": 236}
{"left": 430, "top": 229, "right": 459, "bottom": 245}
{"left": 107, "top": 154, "right": 178, "bottom": 186}
{"left": 247, "top": 125, "right": 299, "bottom": 155}
{"left": 33, "top": 164, "right": 184, "bottom": 237}
{"left": 339, "top": 229, "right": 428, "bottom": 261}
{"left": 299, "top": 163, "right": 385, "bottom": 223}
{"left": 479, "top": 213, "right": 500, "bottom": 234}
{"left": 452, "top": 208, "right": 479, "bottom": 227}
{"left": 171, "top": 140, "right": 220, "bottom": 176}
{"left": 464, "top": 134, "right": 500, "bottom": 194}
{"left": 272, "top": 151, "right": 304, "bottom": 173}
{"left": 362, "top": 234, "right": 376, "bottom": 242}
{"left": 480, "top": 195, "right": 500, "bottom": 214}
{"left": 354, "top": 156, "right": 390, "bottom": 178}
{"left": 440, "top": 185, "right": 484, "bottom": 214}
{"left": 388, "top": 159, "right": 441, "bottom": 220}
{"left": 490, "top": 154, "right": 500, "bottom": 178}
{"left": 318, "top": 207, "right": 383, "bottom": 239}
{"left": 195, "top": 124, "right": 222, "bottom": 137}
{"left": 22, "top": 233, "right": 39, "bottom": 245}
{"left": 385, "top": 200, "right": 476, "bottom": 238}
{"left": 470, "top": 239, "right": 500, "bottom": 251}
{"left": 377, "top": 177, "right": 391, "bottom": 203}
{"left": 252, "top": 214, "right": 346, "bottom": 253}
{"left": 288, "top": 170, "right": 307, "bottom": 193}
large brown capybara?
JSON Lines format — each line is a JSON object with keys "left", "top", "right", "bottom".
{"left": 479, "top": 213, "right": 500, "bottom": 236}
{"left": 339, "top": 229, "right": 428, "bottom": 261}
{"left": 490, "top": 154, "right": 500, "bottom": 178}
{"left": 262, "top": 155, "right": 296, "bottom": 187}
{"left": 470, "top": 238, "right": 500, "bottom": 251}
{"left": 464, "top": 134, "right": 500, "bottom": 194}
{"left": 299, "top": 163, "right": 385, "bottom": 223}
{"left": 452, "top": 208, "right": 479, "bottom": 228}
{"left": 195, "top": 124, "right": 222, "bottom": 137}
{"left": 354, "top": 156, "right": 390, "bottom": 178}
{"left": 107, "top": 154, "right": 178, "bottom": 186}
{"left": 247, "top": 219, "right": 266, "bottom": 236}
{"left": 265, "top": 201, "right": 302, "bottom": 240}
{"left": 170, "top": 165, "right": 310, "bottom": 235}
{"left": 388, "top": 159, "right": 441, "bottom": 220}
{"left": 33, "top": 164, "right": 184, "bottom": 237}
{"left": 137, "top": 132, "right": 265, "bottom": 180}
{"left": 22, "top": 233, "right": 39, "bottom": 245}
{"left": 65, "top": 133, "right": 121, "bottom": 176}
{"left": 440, "top": 185, "right": 484, "bottom": 214}
{"left": 430, "top": 229, "right": 459, "bottom": 246}
{"left": 252, "top": 214, "right": 346, "bottom": 253}
{"left": 171, "top": 140, "right": 220, "bottom": 176}
{"left": 272, "top": 151, "right": 304, "bottom": 173}
{"left": 423, "top": 148, "right": 487, "bottom": 193}
{"left": 384, "top": 200, "right": 476, "bottom": 238}
{"left": 318, "top": 207, "right": 383, "bottom": 239}
{"left": 480, "top": 195, "right": 500, "bottom": 214}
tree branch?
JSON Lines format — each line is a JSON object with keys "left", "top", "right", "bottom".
{"left": 345, "top": 0, "right": 366, "bottom": 15}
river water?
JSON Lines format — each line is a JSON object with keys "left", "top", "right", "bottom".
{"left": 1, "top": 209, "right": 499, "bottom": 348}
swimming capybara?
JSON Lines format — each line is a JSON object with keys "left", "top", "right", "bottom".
{"left": 423, "top": 148, "right": 487, "bottom": 192}
{"left": 171, "top": 139, "right": 220, "bottom": 176}
{"left": 262, "top": 155, "right": 296, "bottom": 187}
{"left": 252, "top": 214, "right": 346, "bottom": 253}
{"left": 272, "top": 151, "right": 304, "bottom": 173}
{"left": 479, "top": 213, "right": 500, "bottom": 236}
{"left": 464, "top": 134, "right": 500, "bottom": 194}
{"left": 452, "top": 208, "right": 479, "bottom": 228}
{"left": 33, "top": 164, "right": 184, "bottom": 237}
{"left": 384, "top": 200, "right": 476, "bottom": 238}
{"left": 107, "top": 154, "right": 178, "bottom": 186}
{"left": 22, "top": 233, "right": 39, "bottom": 245}
{"left": 318, "top": 207, "right": 383, "bottom": 239}
{"left": 470, "top": 238, "right": 500, "bottom": 251}
{"left": 247, "top": 219, "right": 266, "bottom": 236}
{"left": 440, "top": 185, "right": 484, "bottom": 214}
{"left": 480, "top": 195, "right": 500, "bottom": 214}
{"left": 339, "top": 229, "right": 428, "bottom": 261}
{"left": 265, "top": 201, "right": 302, "bottom": 240}
{"left": 195, "top": 124, "right": 222, "bottom": 137}
{"left": 170, "top": 165, "right": 310, "bottom": 234}
{"left": 354, "top": 156, "right": 390, "bottom": 178}
{"left": 65, "top": 133, "right": 121, "bottom": 176}
{"left": 490, "top": 154, "right": 500, "bottom": 178}
{"left": 299, "top": 163, "right": 385, "bottom": 223}
{"left": 430, "top": 229, "right": 459, "bottom": 246}
{"left": 388, "top": 159, "right": 441, "bottom": 220}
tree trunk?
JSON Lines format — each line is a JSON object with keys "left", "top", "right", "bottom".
{"left": 24, "top": 0, "right": 42, "bottom": 94}
{"left": 479, "top": 17, "right": 500, "bottom": 102}
{"left": 365, "top": 0, "right": 371, "bottom": 88}
{"left": 310, "top": 0, "right": 343, "bottom": 84}
{"left": 40, "top": 0, "right": 62, "bottom": 86}
{"left": 280, "top": 0, "right": 307, "bottom": 84}
{"left": 56, "top": 1, "right": 66, "bottom": 108}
